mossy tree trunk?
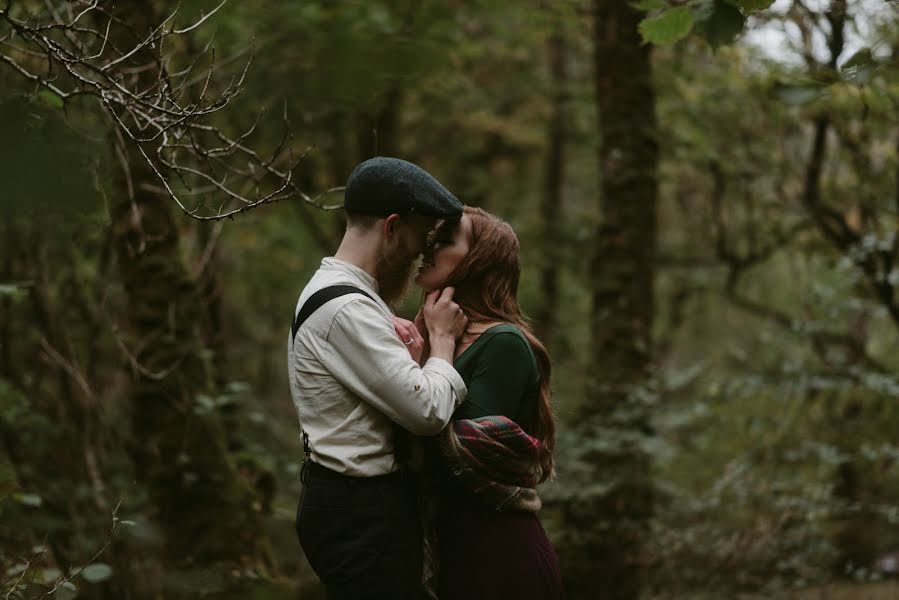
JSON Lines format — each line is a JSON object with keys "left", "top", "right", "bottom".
{"left": 107, "top": 4, "right": 265, "bottom": 569}
{"left": 112, "top": 183, "right": 264, "bottom": 566}
{"left": 562, "top": 1, "right": 658, "bottom": 598}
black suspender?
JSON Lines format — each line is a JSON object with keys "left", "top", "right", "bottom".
{"left": 291, "top": 284, "right": 375, "bottom": 342}
{"left": 291, "top": 284, "right": 375, "bottom": 483}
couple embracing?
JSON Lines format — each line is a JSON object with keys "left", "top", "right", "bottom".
{"left": 287, "top": 157, "right": 562, "bottom": 600}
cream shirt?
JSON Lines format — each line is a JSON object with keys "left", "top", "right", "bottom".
{"left": 287, "top": 257, "right": 467, "bottom": 476}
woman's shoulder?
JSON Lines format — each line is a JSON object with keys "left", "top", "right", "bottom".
{"left": 479, "top": 322, "right": 528, "bottom": 344}
{"left": 476, "top": 324, "right": 537, "bottom": 368}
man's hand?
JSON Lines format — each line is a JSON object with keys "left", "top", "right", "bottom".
{"left": 412, "top": 307, "right": 430, "bottom": 363}
{"left": 392, "top": 316, "right": 424, "bottom": 364}
{"left": 423, "top": 288, "right": 467, "bottom": 363}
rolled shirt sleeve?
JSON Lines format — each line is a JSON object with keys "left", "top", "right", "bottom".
{"left": 322, "top": 299, "right": 467, "bottom": 436}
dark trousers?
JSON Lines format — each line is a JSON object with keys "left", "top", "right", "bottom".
{"left": 295, "top": 461, "right": 423, "bottom": 600}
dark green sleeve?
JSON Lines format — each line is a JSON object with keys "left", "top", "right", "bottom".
{"left": 454, "top": 332, "right": 537, "bottom": 421}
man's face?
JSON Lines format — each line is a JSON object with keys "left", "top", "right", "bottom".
{"left": 398, "top": 214, "right": 438, "bottom": 257}
{"left": 376, "top": 214, "right": 439, "bottom": 306}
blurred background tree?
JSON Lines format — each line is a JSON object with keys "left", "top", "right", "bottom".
{"left": 2, "top": 0, "right": 899, "bottom": 598}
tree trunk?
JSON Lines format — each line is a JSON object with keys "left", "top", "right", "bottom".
{"left": 107, "top": 4, "right": 265, "bottom": 569}
{"left": 535, "top": 9, "right": 568, "bottom": 346}
{"left": 562, "top": 2, "right": 659, "bottom": 598}
{"left": 112, "top": 175, "right": 264, "bottom": 567}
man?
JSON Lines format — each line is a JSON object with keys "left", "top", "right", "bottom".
{"left": 287, "top": 157, "right": 468, "bottom": 599}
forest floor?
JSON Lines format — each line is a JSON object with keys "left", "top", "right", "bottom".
{"left": 725, "top": 583, "right": 899, "bottom": 600}
{"left": 794, "top": 583, "right": 899, "bottom": 599}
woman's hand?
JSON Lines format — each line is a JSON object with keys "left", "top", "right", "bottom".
{"left": 392, "top": 316, "right": 425, "bottom": 364}
{"left": 422, "top": 287, "right": 467, "bottom": 341}
{"left": 422, "top": 288, "right": 467, "bottom": 364}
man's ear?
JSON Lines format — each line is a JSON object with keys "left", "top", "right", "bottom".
{"left": 383, "top": 214, "right": 401, "bottom": 238}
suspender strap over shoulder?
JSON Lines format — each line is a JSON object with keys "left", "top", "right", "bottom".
{"left": 292, "top": 284, "right": 375, "bottom": 483}
{"left": 291, "top": 284, "right": 375, "bottom": 342}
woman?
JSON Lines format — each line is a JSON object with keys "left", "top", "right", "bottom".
{"left": 413, "top": 206, "right": 562, "bottom": 599}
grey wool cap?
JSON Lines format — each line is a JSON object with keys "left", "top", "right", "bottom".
{"left": 344, "top": 157, "right": 464, "bottom": 219}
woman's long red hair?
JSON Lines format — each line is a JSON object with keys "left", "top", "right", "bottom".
{"left": 446, "top": 206, "right": 555, "bottom": 482}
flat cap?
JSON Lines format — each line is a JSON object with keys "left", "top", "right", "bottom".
{"left": 344, "top": 157, "right": 463, "bottom": 219}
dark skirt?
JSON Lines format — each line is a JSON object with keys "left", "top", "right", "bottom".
{"left": 436, "top": 501, "right": 563, "bottom": 600}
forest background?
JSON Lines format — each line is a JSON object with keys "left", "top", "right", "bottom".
{"left": 2, "top": 0, "right": 899, "bottom": 598}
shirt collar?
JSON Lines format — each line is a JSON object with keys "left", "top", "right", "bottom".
{"left": 320, "top": 257, "right": 379, "bottom": 293}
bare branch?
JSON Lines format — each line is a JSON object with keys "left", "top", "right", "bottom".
{"left": 796, "top": 1, "right": 899, "bottom": 330}
{"left": 99, "top": 6, "right": 178, "bottom": 72}
{"left": 0, "top": 1, "right": 330, "bottom": 220}
{"left": 38, "top": 336, "right": 96, "bottom": 400}
{"left": 707, "top": 157, "right": 887, "bottom": 371}
{"left": 71, "top": 0, "right": 101, "bottom": 28}
{"left": 193, "top": 220, "right": 224, "bottom": 279}
{"left": 34, "top": 497, "right": 125, "bottom": 600}
{"left": 172, "top": 0, "right": 228, "bottom": 35}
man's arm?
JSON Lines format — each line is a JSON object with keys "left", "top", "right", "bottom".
{"left": 321, "top": 299, "right": 466, "bottom": 435}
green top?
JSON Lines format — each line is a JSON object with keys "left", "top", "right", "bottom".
{"left": 452, "top": 323, "right": 540, "bottom": 433}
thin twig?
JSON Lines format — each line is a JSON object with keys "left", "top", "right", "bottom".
{"left": 0, "top": 1, "right": 330, "bottom": 220}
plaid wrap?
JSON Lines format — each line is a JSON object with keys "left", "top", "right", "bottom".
{"left": 438, "top": 415, "right": 542, "bottom": 512}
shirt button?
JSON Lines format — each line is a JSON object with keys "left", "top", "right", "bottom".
{"left": 414, "top": 384, "right": 421, "bottom": 392}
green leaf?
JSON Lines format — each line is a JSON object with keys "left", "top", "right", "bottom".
{"left": 54, "top": 581, "right": 78, "bottom": 600}
{"left": 699, "top": 0, "right": 746, "bottom": 47}
{"left": 0, "top": 283, "right": 28, "bottom": 299}
{"left": 639, "top": 7, "right": 694, "bottom": 45}
{"left": 195, "top": 394, "right": 215, "bottom": 414}
{"left": 841, "top": 47, "right": 876, "bottom": 83}
{"left": 842, "top": 47, "right": 873, "bottom": 70}
{"left": 13, "top": 492, "right": 43, "bottom": 507}
{"left": 37, "top": 90, "right": 64, "bottom": 109}
{"left": 40, "top": 567, "right": 62, "bottom": 585}
{"left": 225, "top": 381, "right": 251, "bottom": 394}
{"left": 844, "top": 64, "right": 876, "bottom": 85}
{"left": 80, "top": 563, "right": 113, "bottom": 583}
{"left": 773, "top": 82, "right": 827, "bottom": 105}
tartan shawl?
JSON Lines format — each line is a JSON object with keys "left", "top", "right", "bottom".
{"left": 437, "top": 415, "right": 542, "bottom": 513}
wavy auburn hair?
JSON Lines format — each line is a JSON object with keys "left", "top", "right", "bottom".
{"left": 445, "top": 206, "right": 555, "bottom": 481}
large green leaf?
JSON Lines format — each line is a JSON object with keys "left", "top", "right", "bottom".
{"left": 698, "top": 0, "right": 746, "bottom": 47}
{"left": 841, "top": 48, "right": 877, "bottom": 85}
{"left": 842, "top": 47, "right": 874, "bottom": 70}
{"left": 841, "top": 47, "right": 877, "bottom": 83}
{"left": 639, "top": 7, "right": 694, "bottom": 45}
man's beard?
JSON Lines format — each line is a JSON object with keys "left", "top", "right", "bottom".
{"left": 376, "top": 244, "right": 418, "bottom": 308}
